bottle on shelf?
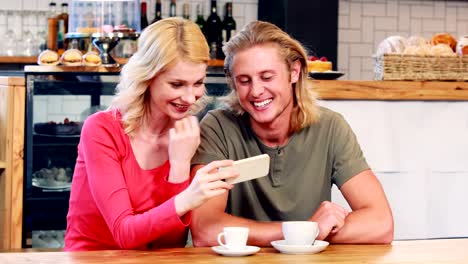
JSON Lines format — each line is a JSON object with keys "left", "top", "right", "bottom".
{"left": 57, "top": 3, "right": 69, "bottom": 54}
{"left": 151, "top": 0, "right": 163, "bottom": 24}
{"left": 222, "top": 2, "right": 236, "bottom": 44}
{"left": 205, "top": 0, "right": 223, "bottom": 59}
{"left": 195, "top": 4, "right": 205, "bottom": 34}
{"left": 47, "top": 1, "right": 58, "bottom": 51}
{"left": 169, "top": 0, "right": 177, "bottom": 17}
{"left": 182, "top": 2, "right": 190, "bottom": 20}
{"left": 141, "top": 1, "right": 149, "bottom": 30}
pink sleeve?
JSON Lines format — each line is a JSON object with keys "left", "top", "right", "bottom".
{"left": 80, "top": 114, "right": 191, "bottom": 249}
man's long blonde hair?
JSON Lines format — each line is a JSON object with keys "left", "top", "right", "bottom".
{"left": 222, "top": 21, "right": 319, "bottom": 133}
{"left": 110, "top": 18, "right": 210, "bottom": 135}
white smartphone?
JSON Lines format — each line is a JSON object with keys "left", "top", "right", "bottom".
{"left": 219, "top": 154, "right": 270, "bottom": 184}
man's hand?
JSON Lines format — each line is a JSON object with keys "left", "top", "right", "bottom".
{"left": 309, "top": 201, "right": 350, "bottom": 240}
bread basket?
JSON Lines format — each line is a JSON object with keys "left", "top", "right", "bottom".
{"left": 373, "top": 54, "right": 468, "bottom": 81}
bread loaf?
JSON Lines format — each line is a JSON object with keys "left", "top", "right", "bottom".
{"left": 431, "top": 33, "right": 457, "bottom": 52}
{"left": 376, "top": 36, "right": 406, "bottom": 56}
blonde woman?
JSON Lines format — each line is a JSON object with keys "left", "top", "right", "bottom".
{"left": 64, "top": 18, "right": 237, "bottom": 251}
{"left": 190, "top": 21, "right": 394, "bottom": 246}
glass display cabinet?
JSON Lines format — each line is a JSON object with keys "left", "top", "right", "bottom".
{"left": 22, "top": 65, "right": 228, "bottom": 248}
{"left": 23, "top": 66, "right": 120, "bottom": 248}
{"left": 67, "top": 0, "right": 142, "bottom": 65}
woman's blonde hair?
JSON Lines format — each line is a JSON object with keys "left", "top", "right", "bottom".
{"left": 222, "top": 21, "right": 319, "bottom": 133}
{"left": 110, "top": 17, "right": 210, "bottom": 135}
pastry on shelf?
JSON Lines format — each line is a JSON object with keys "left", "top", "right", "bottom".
{"left": 430, "top": 33, "right": 457, "bottom": 52}
{"left": 60, "top": 49, "right": 83, "bottom": 66}
{"left": 34, "top": 118, "right": 82, "bottom": 136}
{"left": 32, "top": 167, "right": 73, "bottom": 189}
{"left": 307, "top": 56, "right": 332, "bottom": 72}
{"left": 37, "top": 50, "right": 60, "bottom": 66}
{"left": 83, "top": 52, "right": 102, "bottom": 66}
{"left": 375, "top": 36, "right": 407, "bottom": 56}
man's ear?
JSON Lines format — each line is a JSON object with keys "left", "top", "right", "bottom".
{"left": 290, "top": 60, "right": 301, "bottom": 83}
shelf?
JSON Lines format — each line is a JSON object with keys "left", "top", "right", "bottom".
{"left": 0, "top": 56, "right": 37, "bottom": 64}
{"left": 309, "top": 80, "right": 468, "bottom": 101}
{"left": 31, "top": 79, "right": 117, "bottom": 96}
{"left": 1, "top": 56, "right": 225, "bottom": 67}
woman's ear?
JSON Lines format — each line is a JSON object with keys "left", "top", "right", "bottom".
{"left": 290, "top": 60, "right": 301, "bottom": 83}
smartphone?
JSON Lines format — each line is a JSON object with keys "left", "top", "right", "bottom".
{"left": 219, "top": 154, "right": 270, "bottom": 184}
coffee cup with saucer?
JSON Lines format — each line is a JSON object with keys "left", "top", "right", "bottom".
{"left": 271, "top": 221, "right": 329, "bottom": 254}
{"left": 211, "top": 227, "right": 260, "bottom": 257}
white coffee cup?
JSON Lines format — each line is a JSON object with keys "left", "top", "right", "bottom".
{"left": 282, "top": 221, "right": 319, "bottom": 245}
{"left": 217, "top": 227, "right": 249, "bottom": 250}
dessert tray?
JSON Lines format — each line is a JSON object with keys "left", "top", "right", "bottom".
{"left": 309, "top": 71, "right": 345, "bottom": 80}
{"left": 32, "top": 167, "right": 72, "bottom": 190}
{"left": 32, "top": 178, "right": 71, "bottom": 190}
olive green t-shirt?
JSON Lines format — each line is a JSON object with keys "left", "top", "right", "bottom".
{"left": 192, "top": 107, "right": 369, "bottom": 221}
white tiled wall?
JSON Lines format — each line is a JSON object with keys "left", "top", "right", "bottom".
{"left": 0, "top": 0, "right": 258, "bottom": 39}
{"left": 1, "top": 0, "right": 258, "bottom": 122}
{"left": 338, "top": 0, "right": 468, "bottom": 80}
{"left": 6, "top": 0, "right": 468, "bottom": 115}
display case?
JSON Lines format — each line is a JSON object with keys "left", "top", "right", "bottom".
{"left": 69, "top": 0, "right": 141, "bottom": 34}
{"left": 22, "top": 65, "right": 228, "bottom": 248}
{"left": 66, "top": 0, "right": 142, "bottom": 65}
{"left": 23, "top": 66, "right": 120, "bottom": 248}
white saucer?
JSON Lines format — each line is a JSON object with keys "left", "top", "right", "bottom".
{"left": 270, "top": 240, "right": 329, "bottom": 254}
{"left": 211, "top": 245, "right": 261, "bottom": 257}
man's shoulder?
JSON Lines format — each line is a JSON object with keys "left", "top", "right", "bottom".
{"left": 305, "top": 106, "right": 344, "bottom": 129}
{"left": 317, "top": 106, "right": 343, "bottom": 120}
{"left": 202, "top": 108, "right": 243, "bottom": 126}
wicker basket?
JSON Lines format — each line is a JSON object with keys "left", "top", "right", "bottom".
{"left": 373, "top": 54, "right": 468, "bottom": 81}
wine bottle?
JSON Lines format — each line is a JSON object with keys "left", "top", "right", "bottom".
{"left": 57, "top": 3, "right": 69, "bottom": 53}
{"left": 47, "top": 1, "right": 58, "bottom": 51}
{"left": 151, "top": 0, "right": 163, "bottom": 24}
{"left": 195, "top": 4, "right": 206, "bottom": 34}
{"left": 182, "top": 3, "right": 190, "bottom": 19}
{"left": 205, "top": 0, "right": 222, "bottom": 59}
{"left": 169, "top": 0, "right": 176, "bottom": 17}
{"left": 141, "top": 1, "right": 149, "bottom": 30}
{"left": 222, "top": 2, "right": 236, "bottom": 44}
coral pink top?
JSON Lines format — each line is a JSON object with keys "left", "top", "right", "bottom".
{"left": 64, "top": 110, "right": 190, "bottom": 251}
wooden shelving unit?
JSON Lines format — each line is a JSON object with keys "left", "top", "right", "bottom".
{"left": 0, "top": 76, "right": 25, "bottom": 249}
{"left": 309, "top": 80, "right": 468, "bottom": 101}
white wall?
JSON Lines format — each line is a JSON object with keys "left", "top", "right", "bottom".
{"left": 338, "top": 0, "right": 468, "bottom": 80}
{"left": 0, "top": 0, "right": 258, "bottom": 41}
{"left": 322, "top": 101, "right": 468, "bottom": 240}
{"left": 4, "top": 0, "right": 466, "bottom": 80}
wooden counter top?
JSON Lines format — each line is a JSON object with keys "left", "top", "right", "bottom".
{"left": 1, "top": 239, "right": 468, "bottom": 263}
{"left": 6, "top": 63, "right": 468, "bottom": 100}
{"left": 0, "top": 56, "right": 225, "bottom": 67}
{"left": 310, "top": 80, "right": 468, "bottom": 100}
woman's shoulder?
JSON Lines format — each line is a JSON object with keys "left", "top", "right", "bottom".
{"left": 83, "top": 109, "right": 123, "bottom": 132}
